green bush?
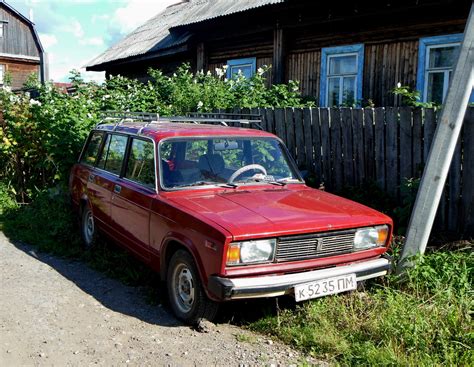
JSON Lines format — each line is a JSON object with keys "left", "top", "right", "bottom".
{"left": 0, "top": 65, "right": 310, "bottom": 202}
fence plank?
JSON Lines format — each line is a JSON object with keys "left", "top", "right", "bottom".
{"left": 364, "top": 108, "right": 375, "bottom": 181}
{"left": 423, "top": 108, "right": 436, "bottom": 161}
{"left": 330, "top": 108, "right": 343, "bottom": 190}
{"left": 352, "top": 108, "right": 364, "bottom": 186}
{"left": 294, "top": 108, "right": 305, "bottom": 167}
{"left": 412, "top": 108, "right": 423, "bottom": 178}
{"left": 374, "top": 107, "right": 386, "bottom": 190}
{"left": 264, "top": 108, "right": 274, "bottom": 134}
{"left": 399, "top": 106, "right": 413, "bottom": 180}
{"left": 320, "top": 108, "right": 331, "bottom": 187}
{"left": 285, "top": 108, "right": 296, "bottom": 160}
{"left": 462, "top": 108, "right": 474, "bottom": 235}
{"left": 274, "top": 108, "right": 286, "bottom": 142}
{"left": 447, "top": 135, "right": 462, "bottom": 232}
{"left": 303, "top": 108, "right": 314, "bottom": 172}
{"left": 250, "top": 107, "right": 261, "bottom": 130}
{"left": 310, "top": 108, "right": 322, "bottom": 183}
{"left": 385, "top": 107, "right": 398, "bottom": 197}
{"left": 341, "top": 108, "right": 354, "bottom": 187}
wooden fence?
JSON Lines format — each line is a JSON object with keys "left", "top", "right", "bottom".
{"left": 216, "top": 106, "right": 474, "bottom": 236}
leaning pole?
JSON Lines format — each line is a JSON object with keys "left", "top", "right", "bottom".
{"left": 397, "top": 4, "right": 474, "bottom": 273}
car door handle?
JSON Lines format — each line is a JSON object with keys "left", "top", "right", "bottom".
{"left": 114, "top": 184, "right": 122, "bottom": 194}
{"left": 88, "top": 174, "right": 95, "bottom": 183}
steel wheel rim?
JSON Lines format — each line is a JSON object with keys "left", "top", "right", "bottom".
{"left": 172, "top": 263, "right": 195, "bottom": 314}
{"left": 83, "top": 211, "right": 94, "bottom": 246}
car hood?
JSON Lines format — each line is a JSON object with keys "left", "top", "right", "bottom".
{"left": 167, "top": 186, "right": 391, "bottom": 240}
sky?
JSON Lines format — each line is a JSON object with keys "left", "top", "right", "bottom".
{"left": 7, "top": 0, "right": 181, "bottom": 83}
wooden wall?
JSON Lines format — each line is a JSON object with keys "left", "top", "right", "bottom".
{"left": 0, "top": 58, "right": 39, "bottom": 90}
{"left": 0, "top": 6, "right": 40, "bottom": 57}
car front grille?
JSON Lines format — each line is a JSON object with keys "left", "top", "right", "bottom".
{"left": 275, "top": 230, "right": 356, "bottom": 262}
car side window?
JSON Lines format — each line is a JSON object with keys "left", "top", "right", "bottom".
{"left": 125, "top": 138, "right": 156, "bottom": 189}
{"left": 99, "top": 134, "right": 128, "bottom": 175}
{"left": 80, "top": 132, "right": 104, "bottom": 166}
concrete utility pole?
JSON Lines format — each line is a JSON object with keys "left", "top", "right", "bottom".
{"left": 398, "top": 4, "right": 474, "bottom": 272}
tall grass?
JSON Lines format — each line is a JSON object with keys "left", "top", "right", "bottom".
{"left": 251, "top": 247, "right": 473, "bottom": 365}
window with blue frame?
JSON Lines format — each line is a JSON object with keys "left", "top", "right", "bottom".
{"left": 226, "top": 57, "right": 256, "bottom": 79}
{"left": 320, "top": 44, "right": 364, "bottom": 107}
{"left": 416, "top": 34, "right": 470, "bottom": 104}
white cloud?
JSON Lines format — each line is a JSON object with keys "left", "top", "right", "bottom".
{"left": 39, "top": 33, "right": 58, "bottom": 49}
{"left": 112, "top": 0, "right": 181, "bottom": 35}
{"left": 61, "top": 19, "right": 84, "bottom": 38}
{"left": 79, "top": 37, "right": 104, "bottom": 46}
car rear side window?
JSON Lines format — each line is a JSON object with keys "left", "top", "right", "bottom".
{"left": 99, "top": 134, "right": 128, "bottom": 175}
{"left": 125, "top": 138, "right": 156, "bottom": 189}
{"left": 80, "top": 132, "right": 103, "bottom": 166}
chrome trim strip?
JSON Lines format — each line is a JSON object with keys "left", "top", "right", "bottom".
{"left": 228, "top": 258, "right": 390, "bottom": 290}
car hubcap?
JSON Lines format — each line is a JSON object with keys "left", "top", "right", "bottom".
{"left": 84, "top": 211, "right": 94, "bottom": 246}
{"left": 173, "top": 264, "right": 195, "bottom": 313}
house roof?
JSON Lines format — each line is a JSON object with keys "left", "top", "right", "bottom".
{"left": 85, "top": 0, "right": 285, "bottom": 70}
{"left": 0, "top": 0, "right": 43, "bottom": 53}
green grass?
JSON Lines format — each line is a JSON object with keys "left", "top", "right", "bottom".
{"left": 250, "top": 247, "right": 473, "bottom": 365}
{"left": 1, "top": 190, "right": 472, "bottom": 365}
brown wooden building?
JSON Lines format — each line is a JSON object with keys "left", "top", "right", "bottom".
{"left": 0, "top": 0, "right": 45, "bottom": 90}
{"left": 86, "top": 0, "right": 471, "bottom": 107}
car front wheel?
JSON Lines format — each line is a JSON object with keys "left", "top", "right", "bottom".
{"left": 167, "top": 250, "right": 218, "bottom": 324}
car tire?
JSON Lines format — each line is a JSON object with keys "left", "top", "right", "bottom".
{"left": 167, "top": 250, "right": 219, "bottom": 324}
{"left": 81, "top": 205, "right": 97, "bottom": 249}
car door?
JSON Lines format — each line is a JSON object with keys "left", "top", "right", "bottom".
{"left": 110, "top": 137, "right": 155, "bottom": 262}
{"left": 88, "top": 133, "right": 128, "bottom": 232}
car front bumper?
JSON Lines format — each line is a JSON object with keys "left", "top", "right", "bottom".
{"left": 208, "top": 256, "right": 391, "bottom": 301}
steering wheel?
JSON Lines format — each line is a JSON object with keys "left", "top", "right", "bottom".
{"left": 228, "top": 164, "right": 267, "bottom": 184}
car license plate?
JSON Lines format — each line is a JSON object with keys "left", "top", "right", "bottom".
{"left": 294, "top": 273, "right": 357, "bottom": 302}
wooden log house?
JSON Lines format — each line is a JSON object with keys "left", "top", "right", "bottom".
{"left": 86, "top": 0, "right": 472, "bottom": 107}
{"left": 0, "top": 0, "right": 45, "bottom": 91}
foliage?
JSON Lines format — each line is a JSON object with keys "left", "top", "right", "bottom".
{"left": 394, "top": 177, "right": 420, "bottom": 234}
{"left": 0, "top": 182, "right": 18, "bottom": 216}
{"left": 392, "top": 84, "right": 438, "bottom": 108}
{"left": 0, "top": 64, "right": 310, "bottom": 202}
{"left": 250, "top": 247, "right": 473, "bottom": 365}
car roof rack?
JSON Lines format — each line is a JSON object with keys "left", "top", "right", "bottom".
{"left": 97, "top": 111, "right": 263, "bottom": 131}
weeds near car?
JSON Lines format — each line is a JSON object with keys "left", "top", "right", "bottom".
{"left": 250, "top": 246, "right": 473, "bottom": 365}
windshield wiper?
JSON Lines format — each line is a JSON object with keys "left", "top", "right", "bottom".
{"left": 174, "top": 181, "right": 217, "bottom": 188}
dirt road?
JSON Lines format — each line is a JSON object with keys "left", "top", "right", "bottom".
{"left": 0, "top": 232, "right": 315, "bottom": 366}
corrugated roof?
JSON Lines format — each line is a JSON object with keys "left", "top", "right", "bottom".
{"left": 86, "top": 0, "right": 285, "bottom": 69}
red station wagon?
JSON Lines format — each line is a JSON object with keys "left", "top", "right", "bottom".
{"left": 70, "top": 112, "right": 393, "bottom": 324}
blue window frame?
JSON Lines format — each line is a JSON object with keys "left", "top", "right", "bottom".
{"left": 226, "top": 57, "right": 256, "bottom": 79}
{"left": 320, "top": 44, "right": 364, "bottom": 107}
{"left": 417, "top": 34, "right": 473, "bottom": 104}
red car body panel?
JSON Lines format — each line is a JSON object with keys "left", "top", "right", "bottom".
{"left": 70, "top": 122, "right": 393, "bottom": 302}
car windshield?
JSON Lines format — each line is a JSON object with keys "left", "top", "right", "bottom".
{"left": 159, "top": 137, "right": 301, "bottom": 189}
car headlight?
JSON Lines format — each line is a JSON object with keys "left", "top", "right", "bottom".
{"left": 353, "top": 225, "right": 389, "bottom": 250}
{"left": 226, "top": 239, "right": 276, "bottom": 266}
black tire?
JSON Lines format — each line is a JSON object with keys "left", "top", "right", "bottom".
{"left": 80, "top": 205, "right": 97, "bottom": 249}
{"left": 167, "top": 250, "right": 219, "bottom": 324}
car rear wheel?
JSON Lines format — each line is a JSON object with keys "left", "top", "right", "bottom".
{"left": 167, "top": 250, "right": 218, "bottom": 324}
{"left": 81, "top": 205, "right": 97, "bottom": 248}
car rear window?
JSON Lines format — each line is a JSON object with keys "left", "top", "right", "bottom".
{"left": 125, "top": 138, "right": 156, "bottom": 189}
{"left": 80, "top": 132, "right": 104, "bottom": 166}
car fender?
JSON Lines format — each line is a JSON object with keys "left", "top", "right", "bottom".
{"left": 160, "top": 233, "right": 208, "bottom": 287}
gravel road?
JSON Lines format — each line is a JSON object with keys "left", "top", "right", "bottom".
{"left": 0, "top": 231, "right": 317, "bottom": 366}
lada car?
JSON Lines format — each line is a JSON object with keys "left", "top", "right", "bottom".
{"left": 69, "top": 112, "right": 393, "bottom": 324}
